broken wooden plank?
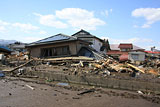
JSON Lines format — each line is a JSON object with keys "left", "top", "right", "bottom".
{"left": 77, "top": 89, "right": 95, "bottom": 95}
{"left": 3, "top": 59, "right": 34, "bottom": 72}
{"left": 127, "top": 63, "right": 145, "bottom": 73}
{"left": 26, "top": 84, "right": 35, "bottom": 90}
{"left": 44, "top": 56, "right": 94, "bottom": 61}
{"left": 92, "top": 63, "right": 103, "bottom": 69}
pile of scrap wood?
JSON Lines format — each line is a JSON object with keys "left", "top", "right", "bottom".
{"left": 7, "top": 51, "right": 29, "bottom": 61}
{"left": 2, "top": 54, "right": 160, "bottom": 78}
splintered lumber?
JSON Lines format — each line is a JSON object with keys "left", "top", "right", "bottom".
{"left": 44, "top": 56, "right": 94, "bottom": 61}
{"left": 149, "top": 69, "right": 159, "bottom": 75}
{"left": 127, "top": 63, "right": 145, "bottom": 73}
{"left": 92, "top": 63, "right": 103, "bottom": 69}
{"left": 4, "top": 59, "right": 34, "bottom": 72}
{"left": 77, "top": 89, "right": 95, "bottom": 95}
{"left": 26, "top": 84, "right": 35, "bottom": 90}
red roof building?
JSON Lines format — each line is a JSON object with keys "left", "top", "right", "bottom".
{"left": 118, "top": 43, "right": 133, "bottom": 49}
{"left": 107, "top": 43, "right": 145, "bottom": 61}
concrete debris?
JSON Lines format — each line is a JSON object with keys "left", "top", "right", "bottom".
{"left": 137, "top": 90, "right": 144, "bottom": 94}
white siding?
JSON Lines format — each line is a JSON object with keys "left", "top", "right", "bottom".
{"left": 129, "top": 52, "right": 145, "bottom": 61}
{"left": 90, "top": 38, "right": 103, "bottom": 52}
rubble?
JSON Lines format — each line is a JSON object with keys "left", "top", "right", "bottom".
{"left": 1, "top": 50, "right": 160, "bottom": 95}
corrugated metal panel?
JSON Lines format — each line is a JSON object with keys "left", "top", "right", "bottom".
{"left": 33, "top": 34, "right": 71, "bottom": 44}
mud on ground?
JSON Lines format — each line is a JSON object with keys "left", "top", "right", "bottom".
{"left": 0, "top": 77, "right": 160, "bottom": 107}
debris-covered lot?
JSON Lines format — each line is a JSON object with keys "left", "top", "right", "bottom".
{"left": 0, "top": 52, "right": 160, "bottom": 107}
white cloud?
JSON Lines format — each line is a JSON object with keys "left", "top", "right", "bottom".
{"left": 39, "top": 30, "right": 47, "bottom": 35}
{"left": 133, "top": 25, "right": 139, "bottom": 28}
{"left": 110, "top": 37, "right": 152, "bottom": 44}
{"left": 55, "top": 8, "right": 105, "bottom": 30}
{"left": 0, "top": 26, "right": 6, "bottom": 33}
{"left": 34, "top": 8, "right": 105, "bottom": 30}
{"left": 105, "top": 10, "right": 109, "bottom": 16}
{"left": 101, "top": 37, "right": 154, "bottom": 49}
{"left": 110, "top": 9, "right": 113, "bottom": 13}
{"left": 102, "top": 9, "right": 113, "bottom": 17}
{"left": 141, "top": 24, "right": 150, "bottom": 28}
{"left": 20, "top": 36, "right": 43, "bottom": 43}
{"left": 34, "top": 13, "right": 68, "bottom": 28}
{"left": 132, "top": 8, "right": 160, "bottom": 28}
{"left": 0, "top": 20, "right": 10, "bottom": 26}
{"left": 0, "top": 20, "right": 10, "bottom": 33}
{"left": 12, "top": 23, "right": 39, "bottom": 31}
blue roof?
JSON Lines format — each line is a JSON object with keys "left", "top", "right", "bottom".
{"left": 32, "top": 33, "right": 76, "bottom": 44}
{"left": 0, "top": 46, "right": 11, "bottom": 52}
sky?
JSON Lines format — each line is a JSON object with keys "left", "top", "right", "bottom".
{"left": 0, "top": 0, "right": 160, "bottom": 50}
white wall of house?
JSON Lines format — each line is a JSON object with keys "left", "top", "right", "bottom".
{"left": 129, "top": 51, "right": 145, "bottom": 62}
{"left": 90, "top": 38, "right": 103, "bottom": 53}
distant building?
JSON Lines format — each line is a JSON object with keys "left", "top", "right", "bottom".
{"left": 145, "top": 47, "right": 160, "bottom": 58}
{"left": 8, "top": 42, "right": 27, "bottom": 54}
{"left": 129, "top": 51, "right": 145, "bottom": 62}
{"left": 107, "top": 43, "right": 145, "bottom": 61}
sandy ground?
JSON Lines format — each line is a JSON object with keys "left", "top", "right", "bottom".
{"left": 0, "top": 77, "right": 160, "bottom": 107}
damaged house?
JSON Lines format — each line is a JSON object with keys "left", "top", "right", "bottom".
{"left": 26, "top": 33, "right": 91, "bottom": 58}
{"left": 26, "top": 33, "right": 105, "bottom": 59}
{"left": 26, "top": 30, "right": 108, "bottom": 60}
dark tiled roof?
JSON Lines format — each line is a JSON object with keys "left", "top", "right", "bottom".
{"left": 33, "top": 33, "right": 76, "bottom": 44}
{"left": 27, "top": 33, "right": 78, "bottom": 47}
{"left": 72, "top": 29, "right": 93, "bottom": 38}
{"left": 72, "top": 29, "right": 103, "bottom": 42}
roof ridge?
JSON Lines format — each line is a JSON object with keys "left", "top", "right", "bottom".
{"left": 30, "top": 33, "right": 71, "bottom": 44}
{"left": 59, "top": 33, "right": 77, "bottom": 39}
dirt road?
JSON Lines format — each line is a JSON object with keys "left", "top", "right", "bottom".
{"left": 0, "top": 77, "right": 159, "bottom": 107}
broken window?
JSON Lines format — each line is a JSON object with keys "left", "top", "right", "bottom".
{"left": 41, "top": 46, "right": 70, "bottom": 57}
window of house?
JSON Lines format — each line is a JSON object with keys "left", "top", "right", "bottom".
{"left": 121, "top": 48, "right": 131, "bottom": 52}
{"left": 131, "top": 54, "right": 139, "bottom": 60}
{"left": 121, "top": 49, "right": 127, "bottom": 52}
{"left": 41, "top": 46, "right": 70, "bottom": 57}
